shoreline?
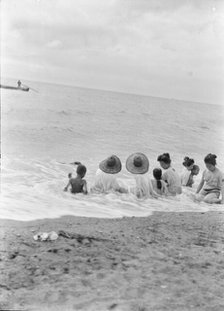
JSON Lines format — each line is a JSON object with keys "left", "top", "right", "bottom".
{"left": 1, "top": 211, "right": 224, "bottom": 311}
{"left": 0, "top": 209, "right": 224, "bottom": 223}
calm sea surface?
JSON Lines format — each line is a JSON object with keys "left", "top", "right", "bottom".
{"left": 1, "top": 79, "right": 224, "bottom": 220}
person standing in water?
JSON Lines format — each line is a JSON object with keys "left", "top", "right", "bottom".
{"left": 196, "top": 154, "right": 223, "bottom": 204}
{"left": 17, "top": 80, "right": 22, "bottom": 88}
{"left": 64, "top": 163, "right": 88, "bottom": 194}
{"left": 157, "top": 153, "right": 182, "bottom": 195}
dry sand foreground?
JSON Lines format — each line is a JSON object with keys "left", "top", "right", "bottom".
{"left": 1, "top": 212, "right": 224, "bottom": 311}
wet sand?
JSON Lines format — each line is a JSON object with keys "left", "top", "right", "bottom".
{"left": 1, "top": 212, "right": 224, "bottom": 311}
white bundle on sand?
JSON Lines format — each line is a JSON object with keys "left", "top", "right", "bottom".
{"left": 33, "top": 231, "right": 58, "bottom": 241}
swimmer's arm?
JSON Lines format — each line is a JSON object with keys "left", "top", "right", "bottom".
{"left": 64, "top": 180, "right": 71, "bottom": 192}
{"left": 196, "top": 177, "right": 204, "bottom": 194}
{"left": 218, "top": 174, "right": 223, "bottom": 189}
{"left": 64, "top": 173, "right": 72, "bottom": 191}
{"left": 186, "top": 174, "right": 193, "bottom": 187}
{"left": 82, "top": 180, "right": 88, "bottom": 194}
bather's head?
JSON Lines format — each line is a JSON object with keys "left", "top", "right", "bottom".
{"left": 204, "top": 153, "right": 217, "bottom": 172}
{"left": 76, "top": 164, "right": 87, "bottom": 178}
{"left": 183, "top": 156, "right": 194, "bottom": 170}
{"left": 153, "top": 168, "right": 162, "bottom": 180}
{"left": 191, "top": 165, "right": 200, "bottom": 176}
{"left": 157, "top": 153, "right": 171, "bottom": 169}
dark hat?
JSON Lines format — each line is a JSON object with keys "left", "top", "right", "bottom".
{"left": 126, "top": 153, "right": 149, "bottom": 174}
{"left": 99, "top": 155, "right": 122, "bottom": 174}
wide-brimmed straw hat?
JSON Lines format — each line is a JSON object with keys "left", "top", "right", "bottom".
{"left": 99, "top": 155, "right": 122, "bottom": 174}
{"left": 126, "top": 153, "right": 149, "bottom": 174}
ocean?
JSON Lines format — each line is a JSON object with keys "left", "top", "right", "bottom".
{"left": 1, "top": 79, "right": 224, "bottom": 220}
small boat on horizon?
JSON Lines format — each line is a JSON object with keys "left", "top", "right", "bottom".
{"left": 0, "top": 84, "right": 29, "bottom": 92}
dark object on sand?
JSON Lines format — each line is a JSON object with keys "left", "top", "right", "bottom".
{"left": 0, "top": 84, "right": 29, "bottom": 92}
{"left": 58, "top": 230, "right": 109, "bottom": 243}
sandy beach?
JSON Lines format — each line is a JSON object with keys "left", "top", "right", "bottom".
{"left": 1, "top": 211, "right": 224, "bottom": 311}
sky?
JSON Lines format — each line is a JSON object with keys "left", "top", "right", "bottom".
{"left": 1, "top": 0, "right": 224, "bottom": 105}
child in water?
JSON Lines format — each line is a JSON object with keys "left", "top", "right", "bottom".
{"left": 151, "top": 168, "right": 168, "bottom": 195}
{"left": 196, "top": 154, "right": 222, "bottom": 203}
{"left": 186, "top": 164, "right": 200, "bottom": 187}
{"left": 64, "top": 163, "right": 88, "bottom": 194}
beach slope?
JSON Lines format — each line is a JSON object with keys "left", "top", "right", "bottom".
{"left": 1, "top": 212, "right": 224, "bottom": 311}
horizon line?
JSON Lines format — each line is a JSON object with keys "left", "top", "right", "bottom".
{"left": 2, "top": 75, "right": 223, "bottom": 107}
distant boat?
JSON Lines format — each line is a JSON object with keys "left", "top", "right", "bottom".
{"left": 0, "top": 84, "right": 29, "bottom": 92}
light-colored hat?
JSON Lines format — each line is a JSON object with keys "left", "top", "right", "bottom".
{"left": 126, "top": 153, "right": 149, "bottom": 174}
{"left": 99, "top": 155, "right": 122, "bottom": 174}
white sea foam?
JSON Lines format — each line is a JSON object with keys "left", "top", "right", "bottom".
{"left": 1, "top": 80, "right": 224, "bottom": 220}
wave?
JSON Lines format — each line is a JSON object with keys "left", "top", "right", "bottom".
{"left": 1, "top": 157, "right": 223, "bottom": 221}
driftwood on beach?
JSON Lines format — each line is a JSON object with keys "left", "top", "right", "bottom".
{"left": 58, "top": 230, "right": 110, "bottom": 243}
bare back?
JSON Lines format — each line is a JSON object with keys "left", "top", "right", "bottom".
{"left": 70, "top": 177, "right": 86, "bottom": 194}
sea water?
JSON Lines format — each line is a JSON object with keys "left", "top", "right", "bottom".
{"left": 1, "top": 79, "right": 224, "bottom": 220}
